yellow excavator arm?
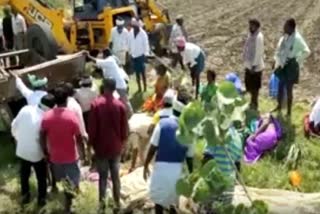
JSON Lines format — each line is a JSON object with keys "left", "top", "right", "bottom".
{"left": 0, "top": 0, "right": 76, "bottom": 54}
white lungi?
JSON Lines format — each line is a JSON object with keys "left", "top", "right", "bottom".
{"left": 150, "top": 162, "right": 183, "bottom": 208}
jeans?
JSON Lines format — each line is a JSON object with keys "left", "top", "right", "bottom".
{"left": 20, "top": 158, "right": 47, "bottom": 205}
{"left": 96, "top": 157, "right": 121, "bottom": 203}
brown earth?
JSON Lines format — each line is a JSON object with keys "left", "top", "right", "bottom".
{"left": 160, "top": 0, "right": 320, "bottom": 101}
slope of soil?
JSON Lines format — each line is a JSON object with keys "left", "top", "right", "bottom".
{"left": 160, "top": 0, "right": 320, "bottom": 101}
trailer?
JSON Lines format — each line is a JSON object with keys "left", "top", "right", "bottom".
{"left": 0, "top": 50, "right": 86, "bottom": 131}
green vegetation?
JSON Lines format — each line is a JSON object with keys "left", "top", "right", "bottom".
{"left": 0, "top": 79, "right": 319, "bottom": 213}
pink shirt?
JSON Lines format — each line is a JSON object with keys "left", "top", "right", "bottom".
{"left": 41, "top": 108, "right": 80, "bottom": 164}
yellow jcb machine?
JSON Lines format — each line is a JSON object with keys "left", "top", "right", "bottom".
{"left": 0, "top": 0, "right": 170, "bottom": 61}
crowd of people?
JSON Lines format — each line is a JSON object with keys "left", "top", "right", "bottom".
{"left": 8, "top": 9, "right": 320, "bottom": 214}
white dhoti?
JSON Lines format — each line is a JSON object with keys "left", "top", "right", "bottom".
{"left": 113, "top": 50, "right": 127, "bottom": 66}
{"left": 150, "top": 162, "right": 183, "bottom": 208}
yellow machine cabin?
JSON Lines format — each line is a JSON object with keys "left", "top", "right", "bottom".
{"left": 0, "top": 0, "right": 170, "bottom": 60}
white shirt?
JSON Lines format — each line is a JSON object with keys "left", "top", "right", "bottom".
{"left": 310, "top": 98, "right": 320, "bottom": 126}
{"left": 169, "top": 24, "right": 186, "bottom": 53}
{"left": 96, "top": 57, "right": 127, "bottom": 89}
{"left": 128, "top": 28, "right": 150, "bottom": 58}
{"left": 244, "top": 32, "right": 265, "bottom": 71}
{"left": 11, "top": 105, "right": 45, "bottom": 162}
{"left": 74, "top": 87, "right": 98, "bottom": 112}
{"left": 181, "top": 42, "right": 202, "bottom": 67}
{"left": 12, "top": 14, "right": 27, "bottom": 35}
{"left": 110, "top": 27, "right": 129, "bottom": 52}
{"left": 16, "top": 77, "right": 47, "bottom": 106}
{"left": 275, "top": 31, "right": 311, "bottom": 69}
{"left": 67, "top": 97, "right": 87, "bottom": 137}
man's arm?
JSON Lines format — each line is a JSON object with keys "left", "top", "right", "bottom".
{"left": 40, "top": 130, "right": 49, "bottom": 159}
{"left": 15, "top": 76, "right": 33, "bottom": 100}
{"left": 20, "top": 15, "right": 27, "bottom": 33}
{"left": 143, "top": 31, "right": 150, "bottom": 56}
{"left": 252, "top": 33, "right": 264, "bottom": 69}
{"left": 88, "top": 103, "right": 97, "bottom": 148}
{"left": 296, "top": 35, "right": 311, "bottom": 66}
{"left": 274, "top": 37, "right": 284, "bottom": 68}
{"left": 143, "top": 124, "right": 160, "bottom": 180}
{"left": 120, "top": 105, "right": 129, "bottom": 143}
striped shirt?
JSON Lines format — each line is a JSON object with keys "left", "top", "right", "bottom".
{"left": 204, "top": 127, "right": 243, "bottom": 178}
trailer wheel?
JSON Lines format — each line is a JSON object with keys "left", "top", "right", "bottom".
{"left": 26, "top": 22, "right": 58, "bottom": 64}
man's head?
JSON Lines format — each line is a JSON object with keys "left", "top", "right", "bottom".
{"left": 64, "top": 82, "right": 75, "bottom": 97}
{"left": 207, "top": 69, "right": 216, "bottom": 84}
{"left": 284, "top": 18, "right": 296, "bottom": 35}
{"left": 176, "top": 15, "right": 184, "bottom": 26}
{"left": 3, "top": 6, "right": 11, "bottom": 17}
{"left": 116, "top": 18, "right": 125, "bottom": 33}
{"left": 103, "top": 77, "right": 116, "bottom": 94}
{"left": 175, "top": 36, "right": 186, "bottom": 52}
{"left": 249, "top": 19, "right": 260, "bottom": 34}
{"left": 39, "top": 93, "right": 56, "bottom": 111}
{"left": 163, "top": 89, "right": 175, "bottom": 108}
{"left": 79, "top": 75, "right": 93, "bottom": 88}
{"left": 11, "top": 8, "right": 17, "bottom": 16}
{"left": 102, "top": 48, "right": 112, "bottom": 58}
{"left": 173, "top": 87, "right": 191, "bottom": 117}
{"left": 53, "top": 86, "right": 68, "bottom": 106}
{"left": 155, "top": 64, "right": 167, "bottom": 76}
{"left": 131, "top": 18, "right": 140, "bottom": 33}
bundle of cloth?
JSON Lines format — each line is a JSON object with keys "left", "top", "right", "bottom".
{"left": 304, "top": 98, "right": 320, "bottom": 138}
{"left": 244, "top": 114, "right": 282, "bottom": 164}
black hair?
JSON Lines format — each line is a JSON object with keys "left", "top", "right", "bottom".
{"left": 40, "top": 93, "right": 56, "bottom": 109}
{"left": 103, "top": 77, "right": 116, "bottom": 92}
{"left": 207, "top": 69, "right": 216, "bottom": 81}
{"left": 102, "top": 48, "right": 112, "bottom": 58}
{"left": 173, "top": 88, "right": 191, "bottom": 117}
{"left": 286, "top": 18, "right": 296, "bottom": 30}
{"left": 163, "top": 103, "right": 172, "bottom": 108}
{"left": 64, "top": 82, "right": 75, "bottom": 97}
{"left": 53, "top": 86, "right": 68, "bottom": 106}
{"left": 249, "top": 18, "right": 261, "bottom": 28}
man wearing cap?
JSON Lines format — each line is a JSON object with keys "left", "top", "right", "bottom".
{"left": 110, "top": 17, "right": 129, "bottom": 67}
{"left": 169, "top": 15, "right": 188, "bottom": 69}
{"left": 11, "top": 94, "right": 56, "bottom": 206}
{"left": 128, "top": 17, "right": 150, "bottom": 92}
{"left": 143, "top": 90, "right": 193, "bottom": 214}
{"left": 175, "top": 36, "right": 205, "bottom": 99}
{"left": 13, "top": 73, "right": 48, "bottom": 106}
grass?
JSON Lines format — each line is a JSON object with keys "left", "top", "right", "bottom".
{"left": 1, "top": 78, "right": 320, "bottom": 213}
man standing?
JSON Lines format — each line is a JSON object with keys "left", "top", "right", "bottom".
{"left": 243, "top": 19, "right": 265, "bottom": 110}
{"left": 128, "top": 18, "right": 149, "bottom": 92}
{"left": 13, "top": 73, "right": 48, "bottom": 106}
{"left": 87, "top": 49, "right": 133, "bottom": 117}
{"left": 40, "top": 86, "right": 84, "bottom": 213}
{"left": 143, "top": 92, "right": 193, "bottom": 214}
{"left": 11, "top": 94, "right": 55, "bottom": 207}
{"left": 74, "top": 75, "right": 99, "bottom": 131}
{"left": 88, "top": 78, "right": 128, "bottom": 213}
{"left": 273, "top": 18, "right": 310, "bottom": 116}
{"left": 109, "top": 17, "right": 129, "bottom": 67}
{"left": 168, "top": 15, "right": 188, "bottom": 69}
{"left": 11, "top": 9, "right": 27, "bottom": 51}
{"left": 2, "top": 6, "right": 14, "bottom": 51}
{"left": 175, "top": 37, "right": 206, "bottom": 99}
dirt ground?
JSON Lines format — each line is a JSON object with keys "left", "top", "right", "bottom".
{"left": 160, "top": 0, "right": 320, "bottom": 101}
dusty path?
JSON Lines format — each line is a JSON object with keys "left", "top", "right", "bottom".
{"left": 160, "top": 0, "right": 320, "bottom": 101}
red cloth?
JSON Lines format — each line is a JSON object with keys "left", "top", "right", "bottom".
{"left": 88, "top": 93, "right": 128, "bottom": 158}
{"left": 41, "top": 108, "right": 80, "bottom": 164}
{"left": 304, "top": 114, "right": 320, "bottom": 138}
